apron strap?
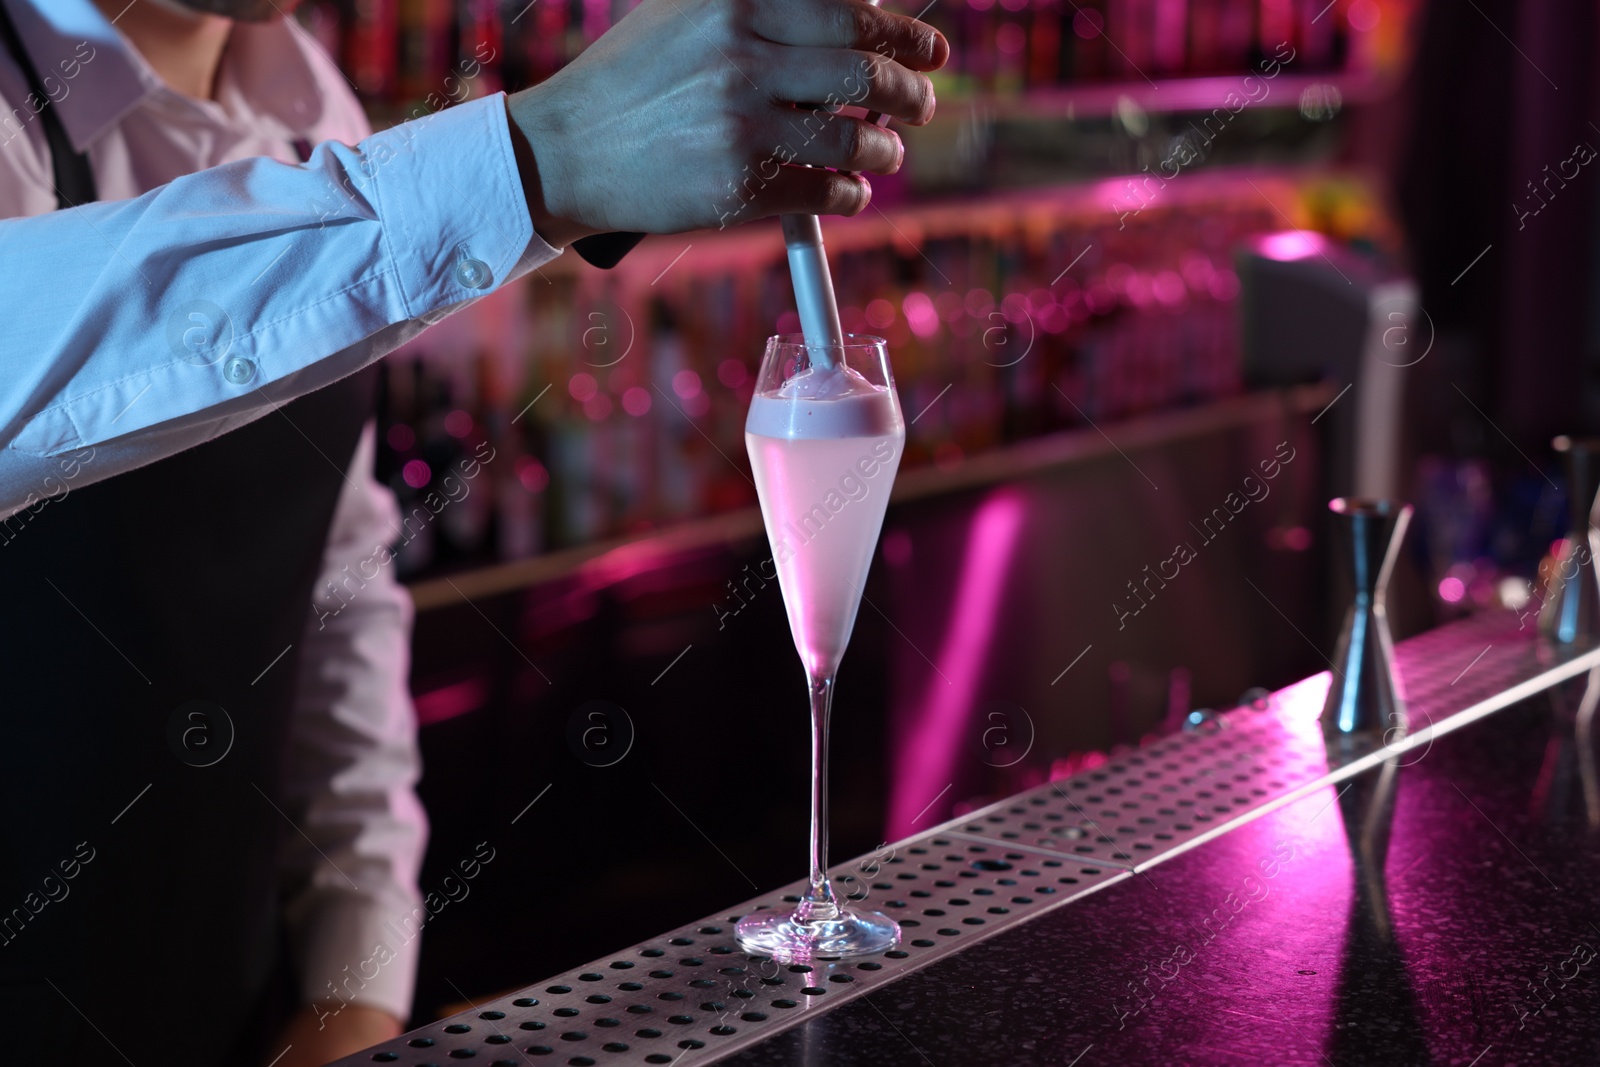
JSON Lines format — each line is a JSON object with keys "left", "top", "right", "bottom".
{"left": 0, "top": 3, "right": 97, "bottom": 207}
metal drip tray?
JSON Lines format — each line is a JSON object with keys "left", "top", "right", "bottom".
{"left": 338, "top": 842, "right": 1129, "bottom": 1066}
{"left": 331, "top": 612, "right": 1600, "bottom": 1066}
{"left": 951, "top": 612, "right": 1600, "bottom": 870}
{"left": 945, "top": 712, "right": 1337, "bottom": 868}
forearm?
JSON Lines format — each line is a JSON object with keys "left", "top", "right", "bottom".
{"left": 0, "top": 94, "right": 557, "bottom": 520}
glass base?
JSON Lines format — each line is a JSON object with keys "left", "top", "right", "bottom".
{"left": 735, "top": 907, "right": 901, "bottom": 961}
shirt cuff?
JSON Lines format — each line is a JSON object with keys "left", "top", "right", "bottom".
{"left": 370, "top": 92, "right": 557, "bottom": 316}
{"left": 297, "top": 889, "right": 426, "bottom": 1021}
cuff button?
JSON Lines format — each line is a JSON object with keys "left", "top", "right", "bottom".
{"left": 223, "top": 356, "right": 257, "bottom": 385}
{"left": 455, "top": 256, "right": 492, "bottom": 290}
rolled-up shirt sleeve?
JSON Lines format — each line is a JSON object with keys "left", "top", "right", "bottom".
{"left": 0, "top": 91, "right": 559, "bottom": 516}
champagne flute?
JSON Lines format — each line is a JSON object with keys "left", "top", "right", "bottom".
{"left": 736, "top": 334, "right": 904, "bottom": 959}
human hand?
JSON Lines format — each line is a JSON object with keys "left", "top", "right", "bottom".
{"left": 504, "top": 0, "right": 948, "bottom": 245}
{"left": 267, "top": 1002, "right": 403, "bottom": 1067}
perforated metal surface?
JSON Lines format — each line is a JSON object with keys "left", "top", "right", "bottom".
{"left": 945, "top": 710, "right": 1333, "bottom": 869}
{"left": 333, "top": 611, "right": 1600, "bottom": 1066}
{"left": 337, "top": 843, "right": 1128, "bottom": 1066}
{"left": 952, "top": 611, "right": 1600, "bottom": 871}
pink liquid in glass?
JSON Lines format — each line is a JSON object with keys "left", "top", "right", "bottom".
{"left": 746, "top": 389, "right": 903, "bottom": 678}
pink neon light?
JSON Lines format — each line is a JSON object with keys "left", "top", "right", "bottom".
{"left": 577, "top": 537, "right": 678, "bottom": 589}
{"left": 1253, "top": 230, "right": 1330, "bottom": 262}
{"left": 902, "top": 292, "right": 940, "bottom": 338}
{"left": 415, "top": 677, "right": 489, "bottom": 726}
{"left": 887, "top": 492, "right": 1026, "bottom": 838}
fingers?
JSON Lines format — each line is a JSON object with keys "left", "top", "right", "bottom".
{"left": 747, "top": 166, "right": 873, "bottom": 220}
{"left": 782, "top": 110, "right": 903, "bottom": 174}
{"left": 751, "top": 0, "right": 949, "bottom": 72}
{"left": 705, "top": 107, "right": 892, "bottom": 231}
{"left": 766, "top": 47, "right": 936, "bottom": 126}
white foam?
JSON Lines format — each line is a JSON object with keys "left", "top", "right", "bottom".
{"left": 778, "top": 364, "right": 874, "bottom": 401}
{"left": 745, "top": 385, "right": 902, "bottom": 439}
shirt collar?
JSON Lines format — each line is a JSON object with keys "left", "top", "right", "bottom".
{"left": 3, "top": 0, "right": 325, "bottom": 153}
{"left": 2, "top": 0, "right": 154, "bottom": 152}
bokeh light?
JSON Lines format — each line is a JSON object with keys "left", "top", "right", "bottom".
{"left": 672, "top": 369, "right": 702, "bottom": 399}
{"left": 622, "top": 387, "right": 652, "bottom": 416}
{"left": 516, "top": 456, "right": 548, "bottom": 492}
{"left": 386, "top": 423, "right": 415, "bottom": 452}
{"left": 402, "top": 459, "right": 431, "bottom": 489}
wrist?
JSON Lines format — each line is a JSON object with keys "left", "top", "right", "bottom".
{"left": 504, "top": 88, "right": 598, "bottom": 250}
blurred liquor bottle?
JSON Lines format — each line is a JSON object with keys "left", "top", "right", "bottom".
{"left": 343, "top": 0, "right": 400, "bottom": 99}
{"left": 308, "top": 0, "right": 1360, "bottom": 113}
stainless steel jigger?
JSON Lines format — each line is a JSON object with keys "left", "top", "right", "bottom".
{"left": 1322, "top": 498, "right": 1413, "bottom": 740}
{"left": 1541, "top": 436, "right": 1600, "bottom": 644}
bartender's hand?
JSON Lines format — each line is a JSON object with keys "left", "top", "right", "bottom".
{"left": 506, "top": 0, "right": 948, "bottom": 244}
{"left": 269, "top": 1002, "right": 403, "bottom": 1067}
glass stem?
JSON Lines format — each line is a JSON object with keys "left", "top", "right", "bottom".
{"left": 798, "top": 672, "right": 840, "bottom": 923}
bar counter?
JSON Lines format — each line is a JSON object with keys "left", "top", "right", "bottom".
{"left": 334, "top": 612, "right": 1600, "bottom": 1067}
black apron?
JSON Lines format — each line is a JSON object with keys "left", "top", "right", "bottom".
{"left": 0, "top": 9, "right": 377, "bottom": 1064}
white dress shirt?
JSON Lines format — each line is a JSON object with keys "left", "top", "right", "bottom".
{"left": 0, "top": 0, "right": 561, "bottom": 1018}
